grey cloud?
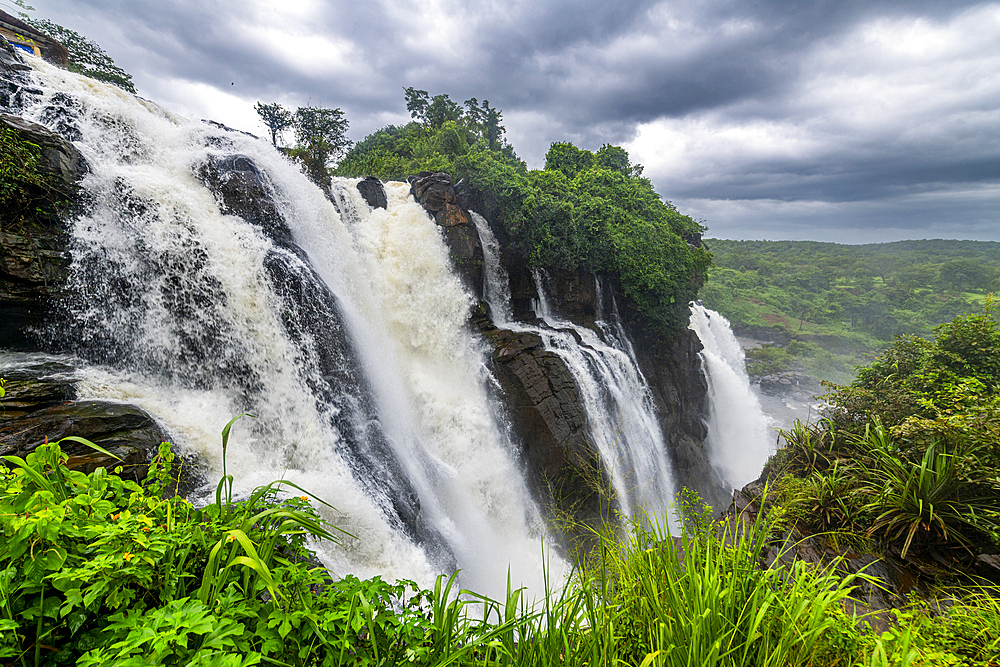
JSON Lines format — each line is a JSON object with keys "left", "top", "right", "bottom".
{"left": 21, "top": 0, "right": 1000, "bottom": 241}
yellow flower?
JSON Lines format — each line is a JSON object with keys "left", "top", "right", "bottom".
{"left": 123, "top": 552, "right": 133, "bottom": 562}
{"left": 227, "top": 534, "right": 236, "bottom": 542}
{"left": 299, "top": 495, "right": 308, "bottom": 502}
{"left": 141, "top": 527, "right": 150, "bottom": 532}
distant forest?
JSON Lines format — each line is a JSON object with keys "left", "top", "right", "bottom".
{"left": 700, "top": 239, "right": 1000, "bottom": 382}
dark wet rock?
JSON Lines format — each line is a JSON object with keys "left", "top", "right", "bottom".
{"left": 1, "top": 399, "right": 165, "bottom": 483}
{"left": 0, "top": 361, "right": 77, "bottom": 418}
{"left": 408, "top": 172, "right": 484, "bottom": 297}
{"left": 483, "top": 327, "right": 612, "bottom": 538}
{"left": 197, "top": 153, "right": 295, "bottom": 247}
{"left": 356, "top": 176, "right": 387, "bottom": 209}
{"left": 409, "top": 171, "right": 455, "bottom": 212}
{"left": 1, "top": 114, "right": 87, "bottom": 189}
{"left": 535, "top": 269, "right": 723, "bottom": 511}
{"left": 0, "top": 115, "right": 87, "bottom": 349}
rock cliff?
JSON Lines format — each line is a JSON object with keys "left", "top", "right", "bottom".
{"left": 413, "top": 172, "right": 720, "bottom": 538}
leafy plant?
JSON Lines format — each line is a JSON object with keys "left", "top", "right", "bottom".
{"left": 14, "top": 4, "right": 136, "bottom": 93}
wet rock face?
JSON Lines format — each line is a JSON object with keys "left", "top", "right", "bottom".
{"left": 197, "top": 154, "right": 294, "bottom": 247}
{"left": 356, "top": 176, "right": 387, "bottom": 209}
{"left": 1, "top": 114, "right": 88, "bottom": 190}
{"left": 408, "top": 172, "right": 484, "bottom": 297}
{"left": 484, "top": 327, "right": 612, "bottom": 533}
{"left": 0, "top": 366, "right": 165, "bottom": 483}
{"left": 0, "top": 115, "right": 87, "bottom": 350}
{"left": 623, "top": 312, "right": 729, "bottom": 511}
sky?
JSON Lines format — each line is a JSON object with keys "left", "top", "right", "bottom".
{"left": 7, "top": 0, "right": 1000, "bottom": 243}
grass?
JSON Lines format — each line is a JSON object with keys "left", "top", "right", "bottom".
{"left": 3, "top": 423, "right": 1000, "bottom": 665}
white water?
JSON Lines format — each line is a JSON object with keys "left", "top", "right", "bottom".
{"left": 22, "top": 58, "right": 559, "bottom": 597}
{"left": 473, "top": 215, "right": 675, "bottom": 523}
{"left": 689, "top": 304, "right": 773, "bottom": 489}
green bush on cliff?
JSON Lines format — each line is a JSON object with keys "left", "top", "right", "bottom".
{"left": 0, "top": 125, "right": 62, "bottom": 224}
{"left": 766, "top": 301, "right": 1000, "bottom": 560}
{"left": 335, "top": 90, "right": 709, "bottom": 332}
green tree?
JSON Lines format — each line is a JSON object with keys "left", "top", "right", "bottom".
{"left": 403, "top": 86, "right": 429, "bottom": 120}
{"left": 544, "top": 142, "right": 595, "bottom": 178}
{"left": 464, "top": 98, "right": 505, "bottom": 150}
{"left": 18, "top": 12, "right": 135, "bottom": 93}
{"left": 291, "top": 106, "right": 351, "bottom": 185}
{"left": 938, "top": 258, "right": 995, "bottom": 293}
{"left": 254, "top": 102, "right": 293, "bottom": 147}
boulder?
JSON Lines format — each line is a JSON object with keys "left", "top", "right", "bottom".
{"left": 408, "top": 172, "right": 484, "bottom": 297}
{"left": 1, "top": 114, "right": 87, "bottom": 190}
{"left": 356, "top": 176, "right": 387, "bottom": 209}
{"left": 197, "top": 153, "right": 294, "bottom": 247}
{"left": 1, "top": 397, "right": 166, "bottom": 483}
{"left": 409, "top": 171, "right": 456, "bottom": 212}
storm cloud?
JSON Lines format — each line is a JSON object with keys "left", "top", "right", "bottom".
{"left": 12, "top": 0, "right": 1000, "bottom": 242}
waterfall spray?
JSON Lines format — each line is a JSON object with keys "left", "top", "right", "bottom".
{"left": 689, "top": 304, "right": 773, "bottom": 489}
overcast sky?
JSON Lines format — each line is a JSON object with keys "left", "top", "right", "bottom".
{"left": 9, "top": 0, "right": 1000, "bottom": 243}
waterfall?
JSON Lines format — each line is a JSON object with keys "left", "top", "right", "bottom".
{"left": 688, "top": 304, "right": 772, "bottom": 489}
{"left": 473, "top": 215, "right": 675, "bottom": 523}
{"left": 19, "top": 58, "right": 558, "bottom": 596}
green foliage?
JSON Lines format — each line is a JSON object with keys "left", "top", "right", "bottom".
{"left": 253, "top": 102, "right": 293, "bottom": 147}
{"left": 18, "top": 13, "right": 136, "bottom": 93}
{"left": 0, "top": 125, "right": 67, "bottom": 225}
{"left": 590, "top": 503, "right": 864, "bottom": 667}
{"left": 763, "top": 305, "right": 1000, "bottom": 560}
{"left": 336, "top": 89, "right": 710, "bottom": 331}
{"left": 5, "top": 431, "right": 1000, "bottom": 665}
{"left": 702, "top": 238, "right": 1000, "bottom": 380}
{"left": 291, "top": 106, "right": 352, "bottom": 185}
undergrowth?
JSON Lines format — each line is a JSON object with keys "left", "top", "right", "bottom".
{"left": 2, "top": 420, "right": 1000, "bottom": 665}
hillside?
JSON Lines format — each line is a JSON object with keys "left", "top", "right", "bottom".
{"left": 700, "top": 238, "right": 1000, "bottom": 382}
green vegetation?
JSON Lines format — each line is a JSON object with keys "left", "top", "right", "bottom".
{"left": 766, "top": 301, "right": 1000, "bottom": 558}
{"left": 254, "top": 102, "right": 352, "bottom": 186}
{"left": 6, "top": 430, "right": 1000, "bottom": 665}
{"left": 14, "top": 2, "right": 136, "bottom": 93}
{"left": 0, "top": 124, "right": 70, "bottom": 225}
{"left": 333, "top": 89, "right": 709, "bottom": 331}
{"left": 701, "top": 239, "right": 1000, "bottom": 381}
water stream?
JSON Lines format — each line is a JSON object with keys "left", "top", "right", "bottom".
{"left": 21, "top": 58, "right": 556, "bottom": 596}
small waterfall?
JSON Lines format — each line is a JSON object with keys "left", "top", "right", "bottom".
{"left": 689, "top": 304, "right": 772, "bottom": 489}
{"left": 473, "top": 215, "right": 675, "bottom": 522}
{"left": 20, "top": 58, "right": 557, "bottom": 596}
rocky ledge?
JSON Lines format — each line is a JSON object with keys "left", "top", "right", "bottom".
{"left": 0, "top": 363, "right": 165, "bottom": 482}
{"left": 483, "top": 325, "right": 612, "bottom": 536}
{"left": 408, "top": 172, "right": 484, "bottom": 295}
{"left": 754, "top": 370, "right": 822, "bottom": 401}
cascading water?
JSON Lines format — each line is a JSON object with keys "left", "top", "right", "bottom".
{"left": 688, "top": 304, "right": 773, "bottom": 489}
{"left": 17, "top": 57, "right": 558, "bottom": 596}
{"left": 473, "top": 213, "right": 675, "bottom": 523}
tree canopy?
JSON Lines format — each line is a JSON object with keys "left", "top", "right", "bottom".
{"left": 335, "top": 89, "right": 708, "bottom": 332}
{"left": 16, "top": 7, "right": 136, "bottom": 93}
{"left": 255, "top": 102, "right": 351, "bottom": 186}
{"left": 254, "top": 102, "right": 293, "bottom": 147}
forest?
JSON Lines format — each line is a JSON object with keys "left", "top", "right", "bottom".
{"left": 700, "top": 239, "right": 1000, "bottom": 382}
